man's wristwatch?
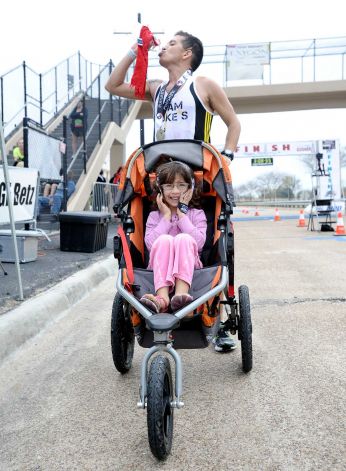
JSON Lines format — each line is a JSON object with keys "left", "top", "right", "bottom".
{"left": 221, "top": 149, "right": 234, "bottom": 161}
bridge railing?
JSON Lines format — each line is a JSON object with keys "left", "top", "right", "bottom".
{"left": 148, "top": 35, "right": 346, "bottom": 86}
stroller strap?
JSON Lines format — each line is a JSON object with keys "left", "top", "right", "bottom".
{"left": 117, "top": 226, "right": 135, "bottom": 286}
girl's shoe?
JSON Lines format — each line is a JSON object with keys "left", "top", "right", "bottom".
{"left": 170, "top": 294, "right": 193, "bottom": 311}
{"left": 140, "top": 294, "right": 169, "bottom": 313}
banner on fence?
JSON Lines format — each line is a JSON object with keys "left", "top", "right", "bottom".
{"left": 0, "top": 166, "right": 39, "bottom": 224}
{"left": 226, "top": 43, "right": 270, "bottom": 80}
{"left": 27, "top": 126, "right": 62, "bottom": 180}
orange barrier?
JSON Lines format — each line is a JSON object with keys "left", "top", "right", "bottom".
{"left": 274, "top": 208, "right": 281, "bottom": 222}
{"left": 297, "top": 209, "right": 306, "bottom": 227}
{"left": 334, "top": 212, "right": 346, "bottom": 236}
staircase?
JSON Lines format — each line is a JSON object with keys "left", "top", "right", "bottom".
{"left": 49, "top": 96, "right": 132, "bottom": 183}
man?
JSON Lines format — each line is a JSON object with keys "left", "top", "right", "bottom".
{"left": 105, "top": 31, "right": 240, "bottom": 153}
{"left": 105, "top": 31, "right": 239, "bottom": 352}
{"left": 38, "top": 171, "right": 75, "bottom": 216}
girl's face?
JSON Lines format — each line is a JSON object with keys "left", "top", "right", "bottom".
{"left": 160, "top": 174, "right": 189, "bottom": 209}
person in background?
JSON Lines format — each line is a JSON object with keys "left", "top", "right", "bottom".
{"left": 38, "top": 171, "right": 75, "bottom": 216}
{"left": 109, "top": 166, "right": 123, "bottom": 185}
{"left": 97, "top": 169, "right": 106, "bottom": 183}
{"left": 70, "top": 100, "right": 88, "bottom": 155}
{"left": 13, "top": 138, "right": 24, "bottom": 167}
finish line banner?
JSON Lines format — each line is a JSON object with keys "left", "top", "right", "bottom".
{"left": 0, "top": 166, "right": 39, "bottom": 224}
{"left": 235, "top": 141, "right": 316, "bottom": 157}
{"left": 229, "top": 139, "right": 341, "bottom": 199}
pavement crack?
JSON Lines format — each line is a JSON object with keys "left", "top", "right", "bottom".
{"left": 252, "top": 297, "right": 346, "bottom": 308}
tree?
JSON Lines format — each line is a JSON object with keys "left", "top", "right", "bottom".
{"left": 277, "top": 175, "right": 302, "bottom": 199}
{"left": 256, "top": 171, "right": 285, "bottom": 200}
{"left": 300, "top": 154, "right": 315, "bottom": 173}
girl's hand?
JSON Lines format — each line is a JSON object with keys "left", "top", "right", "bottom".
{"left": 179, "top": 188, "right": 193, "bottom": 206}
{"left": 177, "top": 188, "right": 193, "bottom": 217}
{"left": 156, "top": 193, "right": 171, "bottom": 219}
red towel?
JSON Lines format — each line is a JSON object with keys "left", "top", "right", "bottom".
{"left": 130, "top": 26, "right": 158, "bottom": 99}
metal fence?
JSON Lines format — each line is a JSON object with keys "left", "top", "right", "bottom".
{"left": 91, "top": 182, "right": 119, "bottom": 213}
{"left": 147, "top": 35, "right": 346, "bottom": 86}
{"left": 1, "top": 52, "right": 105, "bottom": 138}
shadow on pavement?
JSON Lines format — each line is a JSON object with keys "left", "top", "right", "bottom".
{"left": 0, "top": 222, "right": 119, "bottom": 315}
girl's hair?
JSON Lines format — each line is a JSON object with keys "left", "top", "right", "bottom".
{"left": 153, "top": 161, "right": 201, "bottom": 208}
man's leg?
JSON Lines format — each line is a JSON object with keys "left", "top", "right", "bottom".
{"left": 51, "top": 195, "right": 62, "bottom": 215}
{"left": 213, "top": 293, "right": 237, "bottom": 352}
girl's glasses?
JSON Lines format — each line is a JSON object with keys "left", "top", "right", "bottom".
{"left": 161, "top": 183, "right": 189, "bottom": 192}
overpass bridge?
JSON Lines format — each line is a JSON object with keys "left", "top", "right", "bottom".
{"left": 137, "top": 79, "right": 346, "bottom": 118}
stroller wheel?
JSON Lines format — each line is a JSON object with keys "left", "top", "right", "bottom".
{"left": 238, "top": 285, "right": 253, "bottom": 373}
{"left": 111, "top": 293, "right": 135, "bottom": 373}
{"left": 147, "top": 355, "right": 174, "bottom": 460}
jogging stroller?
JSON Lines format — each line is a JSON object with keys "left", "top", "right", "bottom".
{"left": 111, "top": 139, "right": 252, "bottom": 460}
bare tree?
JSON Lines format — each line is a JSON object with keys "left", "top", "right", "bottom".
{"left": 256, "top": 172, "right": 285, "bottom": 200}
{"left": 300, "top": 154, "right": 316, "bottom": 173}
{"left": 277, "top": 175, "right": 302, "bottom": 199}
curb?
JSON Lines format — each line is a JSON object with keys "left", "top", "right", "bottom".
{"left": 0, "top": 255, "right": 117, "bottom": 363}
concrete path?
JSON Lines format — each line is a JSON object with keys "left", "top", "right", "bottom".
{"left": 0, "top": 217, "right": 345, "bottom": 470}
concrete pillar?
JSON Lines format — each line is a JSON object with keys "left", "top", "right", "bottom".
{"left": 110, "top": 142, "right": 126, "bottom": 179}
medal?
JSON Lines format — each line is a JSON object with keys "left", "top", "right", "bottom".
{"left": 154, "top": 70, "right": 192, "bottom": 142}
{"left": 156, "top": 125, "right": 166, "bottom": 141}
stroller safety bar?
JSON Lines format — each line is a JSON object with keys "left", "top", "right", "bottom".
{"left": 116, "top": 266, "right": 229, "bottom": 321}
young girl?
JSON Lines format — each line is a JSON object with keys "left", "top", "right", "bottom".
{"left": 140, "top": 161, "right": 207, "bottom": 313}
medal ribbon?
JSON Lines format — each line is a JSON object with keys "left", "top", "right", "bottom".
{"left": 157, "top": 70, "right": 192, "bottom": 119}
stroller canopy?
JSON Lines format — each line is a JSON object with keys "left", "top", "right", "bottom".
{"left": 114, "top": 139, "right": 234, "bottom": 212}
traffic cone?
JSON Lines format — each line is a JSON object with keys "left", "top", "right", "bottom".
{"left": 297, "top": 209, "right": 306, "bottom": 227}
{"left": 274, "top": 208, "right": 281, "bottom": 221}
{"left": 254, "top": 207, "right": 260, "bottom": 216}
{"left": 334, "top": 212, "right": 346, "bottom": 236}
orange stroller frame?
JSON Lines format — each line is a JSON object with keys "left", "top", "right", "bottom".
{"left": 111, "top": 139, "right": 252, "bottom": 460}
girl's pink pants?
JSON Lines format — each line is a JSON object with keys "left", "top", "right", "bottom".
{"left": 148, "top": 234, "right": 203, "bottom": 292}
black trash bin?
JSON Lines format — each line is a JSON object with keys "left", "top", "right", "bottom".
{"left": 59, "top": 211, "right": 111, "bottom": 253}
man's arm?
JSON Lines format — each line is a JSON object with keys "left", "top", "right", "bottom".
{"left": 197, "top": 77, "right": 241, "bottom": 153}
{"left": 105, "top": 44, "right": 161, "bottom": 101}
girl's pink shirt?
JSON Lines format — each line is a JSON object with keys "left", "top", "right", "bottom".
{"left": 144, "top": 208, "right": 207, "bottom": 252}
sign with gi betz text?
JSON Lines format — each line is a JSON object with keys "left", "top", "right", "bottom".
{"left": 0, "top": 166, "right": 39, "bottom": 224}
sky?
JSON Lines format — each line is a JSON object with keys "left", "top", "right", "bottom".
{"left": 1, "top": 0, "right": 346, "bottom": 188}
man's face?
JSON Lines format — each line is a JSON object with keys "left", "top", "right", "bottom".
{"left": 158, "top": 35, "right": 189, "bottom": 67}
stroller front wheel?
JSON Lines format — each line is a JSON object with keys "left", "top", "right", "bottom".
{"left": 147, "top": 355, "right": 174, "bottom": 460}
